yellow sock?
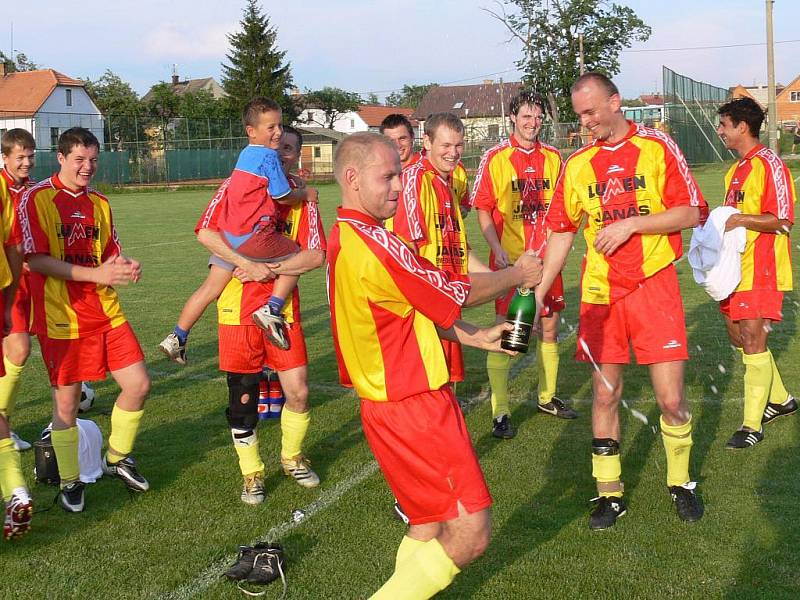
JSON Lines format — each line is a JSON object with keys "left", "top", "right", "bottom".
{"left": 0, "top": 357, "right": 25, "bottom": 418}
{"left": 231, "top": 428, "right": 265, "bottom": 476}
{"left": 742, "top": 351, "right": 772, "bottom": 430}
{"left": 537, "top": 340, "right": 559, "bottom": 405}
{"left": 767, "top": 350, "right": 790, "bottom": 405}
{"left": 591, "top": 450, "right": 623, "bottom": 498}
{"left": 371, "top": 538, "right": 461, "bottom": 600}
{"left": 487, "top": 352, "right": 511, "bottom": 419}
{"left": 660, "top": 415, "right": 693, "bottom": 487}
{"left": 0, "top": 437, "right": 26, "bottom": 501}
{"left": 51, "top": 427, "right": 80, "bottom": 485}
{"left": 280, "top": 407, "right": 310, "bottom": 460}
{"left": 107, "top": 405, "right": 144, "bottom": 464}
{"left": 395, "top": 535, "right": 427, "bottom": 568}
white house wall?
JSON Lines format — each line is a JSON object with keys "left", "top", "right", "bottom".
{"left": 36, "top": 87, "right": 105, "bottom": 149}
{"left": 295, "top": 109, "right": 368, "bottom": 134}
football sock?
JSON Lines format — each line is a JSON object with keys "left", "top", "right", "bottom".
{"left": 51, "top": 427, "right": 80, "bottom": 485}
{"left": 537, "top": 340, "right": 559, "bottom": 405}
{"left": 268, "top": 296, "right": 285, "bottom": 314}
{"left": 767, "top": 349, "right": 790, "bottom": 404}
{"left": 231, "top": 428, "right": 265, "bottom": 476}
{"left": 660, "top": 415, "right": 693, "bottom": 487}
{"left": 0, "top": 437, "right": 26, "bottom": 501}
{"left": 395, "top": 535, "right": 426, "bottom": 569}
{"left": 592, "top": 438, "right": 623, "bottom": 497}
{"left": 487, "top": 352, "right": 511, "bottom": 419}
{"left": 371, "top": 538, "right": 460, "bottom": 599}
{"left": 280, "top": 407, "right": 310, "bottom": 460}
{"left": 0, "top": 356, "right": 25, "bottom": 418}
{"left": 107, "top": 405, "right": 144, "bottom": 463}
{"left": 173, "top": 326, "right": 189, "bottom": 345}
{"left": 742, "top": 351, "right": 772, "bottom": 431}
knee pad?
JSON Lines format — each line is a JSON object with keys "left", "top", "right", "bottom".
{"left": 592, "top": 438, "right": 620, "bottom": 456}
{"left": 225, "top": 372, "right": 261, "bottom": 430}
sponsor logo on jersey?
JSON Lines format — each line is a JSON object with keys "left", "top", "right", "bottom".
{"left": 587, "top": 175, "right": 647, "bottom": 202}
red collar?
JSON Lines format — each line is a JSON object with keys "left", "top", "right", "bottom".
{"left": 509, "top": 134, "right": 540, "bottom": 151}
{"left": 336, "top": 207, "right": 383, "bottom": 227}
{"left": 595, "top": 120, "right": 638, "bottom": 147}
{"left": 0, "top": 168, "right": 27, "bottom": 191}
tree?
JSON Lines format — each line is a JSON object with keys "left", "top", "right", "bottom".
{"left": 0, "top": 51, "right": 38, "bottom": 73}
{"left": 366, "top": 92, "right": 380, "bottom": 105}
{"left": 485, "top": 0, "right": 651, "bottom": 120}
{"left": 222, "top": 0, "right": 295, "bottom": 121}
{"left": 84, "top": 70, "right": 142, "bottom": 150}
{"left": 386, "top": 83, "right": 438, "bottom": 109}
{"left": 302, "top": 87, "right": 361, "bottom": 129}
{"left": 142, "top": 82, "right": 182, "bottom": 119}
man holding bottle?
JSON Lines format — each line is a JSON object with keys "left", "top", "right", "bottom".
{"left": 473, "top": 91, "right": 578, "bottom": 441}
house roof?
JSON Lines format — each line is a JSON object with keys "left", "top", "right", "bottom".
{"left": 639, "top": 94, "right": 664, "bottom": 105}
{"left": 296, "top": 126, "right": 349, "bottom": 143}
{"left": 141, "top": 77, "right": 227, "bottom": 103}
{"left": 413, "top": 81, "right": 524, "bottom": 120}
{"left": 0, "top": 69, "right": 85, "bottom": 117}
{"left": 777, "top": 73, "right": 800, "bottom": 99}
{"left": 731, "top": 83, "right": 787, "bottom": 108}
{"left": 356, "top": 105, "right": 418, "bottom": 128}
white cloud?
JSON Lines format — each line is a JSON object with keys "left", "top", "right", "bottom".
{"left": 143, "top": 22, "right": 234, "bottom": 60}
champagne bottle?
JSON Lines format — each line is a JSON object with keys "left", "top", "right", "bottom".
{"left": 500, "top": 287, "right": 536, "bottom": 352}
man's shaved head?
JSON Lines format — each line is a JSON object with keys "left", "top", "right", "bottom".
{"left": 334, "top": 132, "right": 397, "bottom": 184}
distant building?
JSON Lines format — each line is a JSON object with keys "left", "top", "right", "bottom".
{"left": 729, "top": 81, "right": 800, "bottom": 123}
{"left": 296, "top": 105, "right": 418, "bottom": 137}
{"left": 295, "top": 126, "right": 348, "bottom": 176}
{"left": 413, "top": 80, "right": 524, "bottom": 141}
{"left": 141, "top": 72, "right": 227, "bottom": 103}
{"left": 0, "top": 65, "right": 104, "bottom": 154}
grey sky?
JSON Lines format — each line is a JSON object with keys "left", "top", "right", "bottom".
{"left": 3, "top": 1, "right": 799, "bottom": 100}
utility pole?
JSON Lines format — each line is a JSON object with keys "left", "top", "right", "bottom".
{"left": 579, "top": 33, "right": 585, "bottom": 75}
{"left": 499, "top": 77, "right": 507, "bottom": 138}
{"left": 766, "top": 0, "right": 778, "bottom": 151}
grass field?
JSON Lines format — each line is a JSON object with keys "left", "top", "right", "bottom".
{"left": 1, "top": 162, "right": 799, "bottom": 600}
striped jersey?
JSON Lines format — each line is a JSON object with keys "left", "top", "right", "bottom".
{"left": 546, "top": 122, "right": 707, "bottom": 305}
{"left": 408, "top": 150, "right": 469, "bottom": 212}
{"left": 471, "top": 136, "right": 562, "bottom": 265}
{"left": 328, "top": 208, "right": 471, "bottom": 402}
{"left": 387, "top": 158, "right": 469, "bottom": 275}
{"left": 216, "top": 144, "right": 291, "bottom": 236}
{"left": 18, "top": 174, "right": 126, "bottom": 338}
{"left": 0, "top": 168, "right": 25, "bottom": 248}
{"left": 722, "top": 144, "right": 796, "bottom": 292}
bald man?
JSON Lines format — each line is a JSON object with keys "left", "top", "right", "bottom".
{"left": 327, "top": 132, "right": 541, "bottom": 598}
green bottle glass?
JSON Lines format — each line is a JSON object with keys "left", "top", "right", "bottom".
{"left": 500, "top": 287, "right": 536, "bottom": 352}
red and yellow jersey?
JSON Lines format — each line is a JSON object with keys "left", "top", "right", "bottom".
{"left": 723, "top": 144, "right": 796, "bottom": 292}
{"left": 547, "top": 122, "right": 707, "bottom": 305}
{"left": 328, "top": 208, "right": 471, "bottom": 402}
{"left": 18, "top": 175, "right": 126, "bottom": 339}
{"left": 472, "top": 136, "right": 562, "bottom": 265}
{"left": 408, "top": 150, "right": 469, "bottom": 211}
{"left": 0, "top": 168, "right": 25, "bottom": 248}
{"left": 215, "top": 197, "right": 326, "bottom": 326}
{"left": 387, "top": 158, "right": 469, "bottom": 275}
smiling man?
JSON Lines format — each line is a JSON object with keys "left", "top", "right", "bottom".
{"left": 535, "top": 72, "right": 708, "bottom": 530}
{"left": 473, "top": 91, "right": 578, "bottom": 440}
{"left": 715, "top": 97, "right": 797, "bottom": 448}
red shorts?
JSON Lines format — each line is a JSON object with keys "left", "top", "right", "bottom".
{"left": 576, "top": 266, "right": 688, "bottom": 365}
{"left": 496, "top": 274, "right": 565, "bottom": 318}
{"left": 442, "top": 339, "right": 464, "bottom": 383}
{"left": 360, "top": 388, "right": 492, "bottom": 525}
{"left": 218, "top": 322, "right": 308, "bottom": 373}
{"left": 719, "top": 289, "right": 784, "bottom": 321}
{"left": 39, "top": 322, "right": 144, "bottom": 386}
{"left": 9, "top": 271, "right": 31, "bottom": 335}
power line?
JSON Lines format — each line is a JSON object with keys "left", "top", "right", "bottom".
{"left": 357, "top": 67, "right": 520, "bottom": 96}
{"left": 622, "top": 38, "right": 800, "bottom": 53}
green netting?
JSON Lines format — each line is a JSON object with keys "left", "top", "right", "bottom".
{"left": 32, "top": 151, "right": 132, "bottom": 184}
{"left": 662, "top": 66, "right": 735, "bottom": 164}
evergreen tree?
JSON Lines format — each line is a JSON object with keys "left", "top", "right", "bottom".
{"left": 221, "top": 0, "right": 295, "bottom": 122}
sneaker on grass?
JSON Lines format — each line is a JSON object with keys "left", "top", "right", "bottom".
{"left": 589, "top": 496, "right": 626, "bottom": 530}
{"left": 4, "top": 488, "right": 33, "bottom": 539}
{"left": 281, "top": 455, "right": 320, "bottom": 488}
{"left": 241, "top": 471, "right": 265, "bottom": 505}
{"left": 9, "top": 431, "right": 31, "bottom": 452}
{"left": 158, "top": 332, "right": 187, "bottom": 365}
{"left": 762, "top": 395, "right": 798, "bottom": 425}
{"left": 537, "top": 396, "right": 579, "bottom": 419}
{"left": 102, "top": 455, "right": 149, "bottom": 492}
{"left": 59, "top": 481, "right": 85, "bottom": 513}
{"left": 491, "top": 414, "right": 515, "bottom": 439}
{"left": 669, "top": 481, "right": 703, "bottom": 522}
{"left": 725, "top": 427, "right": 763, "bottom": 450}
{"left": 252, "top": 305, "right": 290, "bottom": 350}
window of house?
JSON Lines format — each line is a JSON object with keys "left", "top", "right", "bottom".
{"left": 453, "top": 102, "right": 464, "bottom": 109}
{"left": 350, "top": 119, "right": 355, "bottom": 129}
{"left": 791, "top": 91, "right": 800, "bottom": 102}
{"left": 487, "top": 124, "right": 500, "bottom": 139}
{"left": 50, "top": 127, "right": 60, "bottom": 149}
{"left": 314, "top": 146, "right": 321, "bottom": 158}
{"left": 66, "top": 89, "right": 73, "bottom": 107}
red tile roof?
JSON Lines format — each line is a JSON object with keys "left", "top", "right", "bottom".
{"left": 413, "top": 82, "right": 524, "bottom": 120}
{"left": 357, "top": 105, "right": 417, "bottom": 128}
{"left": 0, "top": 69, "right": 85, "bottom": 117}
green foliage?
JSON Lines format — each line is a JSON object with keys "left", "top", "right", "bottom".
{"left": 221, "top": 0, "right": 296, "bottom": 122}
{"left": 366, "top": 92, "right": 380, "bottom": 105}
{"left": 143, "top": 82, "right": 182, "bottom": 119}
{"left": 302, "top": 87, "right": 361, "bottom": 129}
{"left": 385, "top": 83, "right": 438, "bottom": 109}
{"left": 486, "top": 0, "right": 651, "bottom": 120}
{"left": 0, "top": 50, "right": 38, "bottom": 72}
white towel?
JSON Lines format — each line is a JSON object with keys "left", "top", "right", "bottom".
{"left": 688, "top": 206, "right": 746, "bottom": 301}
{"left": 43, "top": 419, "right": 104, "bottom": 483}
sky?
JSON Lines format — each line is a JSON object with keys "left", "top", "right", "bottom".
{"left": 2, "top": 0, "right": 799, "bottom": 101}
